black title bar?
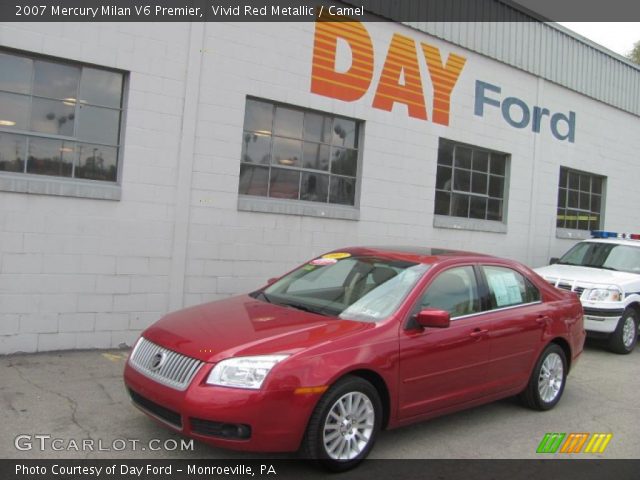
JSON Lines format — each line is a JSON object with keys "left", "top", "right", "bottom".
{"left": 1, "top": 0, "right": 640, "bottom": 22}
{"left": 2, "top": 459, "right": 640, "bottom": 480}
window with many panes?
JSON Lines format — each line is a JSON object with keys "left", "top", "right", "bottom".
{"left": 434, "top": 139, "right": 508, "bottom": 222}
{"left": 239, "top": 98, "right": 360, "bottom": 206}
{"left": 556, "top": 167, "right": 604, "bottom": 231}
{"left": 0, "top": 49, "right": 124, "bottom": 183}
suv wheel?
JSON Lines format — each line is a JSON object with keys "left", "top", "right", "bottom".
{"left": 608, "top": 308, "right": 638, "bottom": 354}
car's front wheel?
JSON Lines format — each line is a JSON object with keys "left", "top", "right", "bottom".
{"left": 302, "top": 375, "right": 382, "bottom": 471}
{"left": 520, "top": 343, "right": 567, "bottom": 410}
{"left": 608, "top": 308, "right": 638, "bottom": 354}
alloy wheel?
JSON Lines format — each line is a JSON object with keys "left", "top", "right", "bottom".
{"left": 322, "top": 392, "right": 375, "bottom": 460}
{"left": 538, "top": 352, "right": 564, "bottom": 403}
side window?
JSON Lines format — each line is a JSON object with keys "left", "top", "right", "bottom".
{"left": 419, "top": 266, "right": 480, "bottom": 318}
{"left": 482, "top": 266, "right": 540, "bottom": 309}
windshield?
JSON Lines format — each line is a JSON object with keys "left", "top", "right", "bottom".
{"left": 558, "top": 242, "right": 640, "bottom": 274}
{"left": 257, "top": 254, "right": 430, "bottom": 322}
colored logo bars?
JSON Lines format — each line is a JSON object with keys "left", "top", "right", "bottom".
{"left": 537, "top": 433, "right": 613, "bottom": 454}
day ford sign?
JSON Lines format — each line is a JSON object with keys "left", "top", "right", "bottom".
{"left": 310, "top": 19, "right": 577, "bottom": 143}
{"left": 475, "top": 81, "right": 576, "bottom": 143}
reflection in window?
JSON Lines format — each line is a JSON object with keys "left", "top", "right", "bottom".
{"left": 76, "top": 105, "right": 120, "bottom": 145}
{"left": 243, "top": 100, "right": 273, "bottom": 134}
{"left": 332, "top": 117, "right": 358, "bottom": 148}
{"left": 273, "top": 107, "right": 303, "bottom": 138}
{"left": 0, "top": 91, "right": 30, "bottom": 130}
{"left": 33, "top": 60, "right": 80, "bottom": 99}
{"left": 239, "top": 98, "right": 361, "bottom": 207}
{"left": 270, "top": 168, "right": 300, "bottom": 199}
{"left": 75, "top": 144, "right": 118, "bottom": 182}
{"left": 0, "top": 49, "right": 124, "bottom": 183}
{"left": 0, "top": 133, "right": 26, "bottom": 172}
{"left": 31, "top": 98, "right": 76, "bottom": 136}
{"left": 78, "top": 67, "right": 123, "bottom": 108}
{"left": 330, "top": 147, "right": 357, "bottom": 176}
{"left": 303, "top": 142, "right": 330, "bottom": 171}
{"left": 301, "top": 172, "right": 329, "bottom": 202}
{"left": 556, "top": 167, "right": 604, "bottom": 231}
{"left": 329, "top": 176, "right": 355, "bottom": 206}
{"left": 303, "top": 112, "right": 332, "bottom": 143}
{"left": 0, "top": 52, "right": 32, "bottom": 94}
{"left": 272, "top": 137, "right": 301, "bottom": 167}
{"left": 241, "top": 132, "right": 271, "bottom": 165}
{"left": 434, "top": 138, "right": 508, "bottom": 221}
{"left": 27, "top": 137, "right": 73, "bottom": 177}
{"left": 239, "top": 164, "right": 269, "bottom": 196}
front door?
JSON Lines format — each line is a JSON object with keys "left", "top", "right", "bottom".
{"left": 398, "top": 265, "right": 490, "bottom": 419}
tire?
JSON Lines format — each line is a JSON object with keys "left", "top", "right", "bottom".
{"left": 608, "top": 309, "right": 638, "bottom": 354}
{"left": 301, "top": 375, "right": 382, "bottom": 472}
{"left": 520, "top": 343, "right": 567, "bottom": 411}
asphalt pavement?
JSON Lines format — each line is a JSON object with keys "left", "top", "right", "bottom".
{"left": 1, "top": 339, "right": 638, "bottom": 460}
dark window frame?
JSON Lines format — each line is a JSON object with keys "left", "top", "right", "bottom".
{"left": 556, "top": 166, "right": 605, "bottom": 232}
{"left": 0, "top": 48, "right": 126, "bottom": 185}
{"left": 434, "top": 138, "right": 509, "bottom": 223}
{"left": 238, "top": 97, "right": 362, "bottom": 208}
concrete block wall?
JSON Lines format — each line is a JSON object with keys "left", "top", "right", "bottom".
{"left": 0, "top": 22, "right": 191, "bottom": 353}
{"left": 1, "top": 21, "right": 639, "bottom": 354}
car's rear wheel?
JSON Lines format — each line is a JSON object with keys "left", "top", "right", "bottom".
{"left": 608, "top": 308, "right": 638, "bottom": 354}
{"left": 521, "top": 343, "right": 567, "bottom": 410}
{"left": 301, "top": 375, "right": 381, "bottom": 471}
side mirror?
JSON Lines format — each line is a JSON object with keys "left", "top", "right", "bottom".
{"left": 549, "top": 257, "right": 560, "bottom": 265}
{"left": 267, "top": 277, "right": 278, "bottom": 285}
{"left": 415, "top": 309, "right": 450, "bottom": 329}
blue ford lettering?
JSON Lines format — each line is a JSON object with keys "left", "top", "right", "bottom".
{"left": 475, "top": 80, "right": 576, "bottom": 143}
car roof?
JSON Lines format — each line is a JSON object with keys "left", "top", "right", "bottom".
{"left": 582, "top": 238, "right": 640, "bottom": 248}
{"left": 330, "top": 246, "right": 498, "bottom": 264}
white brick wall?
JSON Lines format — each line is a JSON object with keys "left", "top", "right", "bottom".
{"left": 0, "top": 22, "right": 189, "bottom": 353}
{"left": 0, "top": 21, "right": 639, "bottom": 354}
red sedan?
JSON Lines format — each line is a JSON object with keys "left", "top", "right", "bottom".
{"left": 124, "top": 247, "right": 585, "bottom": 470}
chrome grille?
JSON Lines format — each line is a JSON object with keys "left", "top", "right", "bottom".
{"left": 129, "top": 338, "right": 203, "bottom": 391}
{"left": 548, "top": 280, "right": 585, "bottom": 297}
{"left": 557, "top": 283, "right": 585, "bottom": 296}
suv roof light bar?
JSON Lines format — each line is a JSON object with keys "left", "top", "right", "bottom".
{"left": 591, "top": 230, "right": 640, "bottom": 240}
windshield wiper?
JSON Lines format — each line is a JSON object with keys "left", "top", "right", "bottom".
{"left": 253, "top": 291, "right": 272, "bottom": 303}
{"left": 584, "top": 264, "right": 618, "bottom": 271}
{"left": 556, "top": 261, "right": 617, "bottom": 271}
{"left": 278, "top": 301, "right": 329, "bottom": 316}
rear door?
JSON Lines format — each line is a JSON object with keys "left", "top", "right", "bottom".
{"left": 478, "top": 264, "right": 547, "bottom": 395}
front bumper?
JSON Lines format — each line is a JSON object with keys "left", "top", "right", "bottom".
{"left": 582, "top": 307, "right": 624, "bottom": 334}
{"left": 124, "top": 361, "right": 321, "bottom": 452}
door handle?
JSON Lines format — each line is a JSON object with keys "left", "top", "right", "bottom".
{"left": 536, "top": 315, "right": 551, "bottom": 325}
{"left": 470, "top": 328, "right": 488, "bottom": 338}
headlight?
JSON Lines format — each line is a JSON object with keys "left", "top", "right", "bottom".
{"left": 584, "top": 288, "right": 622, "bottom": 302}
{"left": 206, "top": 355, "right": 288, "bottom": 389}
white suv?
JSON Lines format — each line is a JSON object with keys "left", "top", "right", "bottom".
{"left": 535, "top": 231, "right": 640, "bottom": 354}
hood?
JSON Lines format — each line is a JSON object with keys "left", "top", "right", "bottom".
{"left": 534, "top": 264, "right": 639, "bottom": 290}
{"left": 141, "top": 295, "right": 374, "bottom": 362}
